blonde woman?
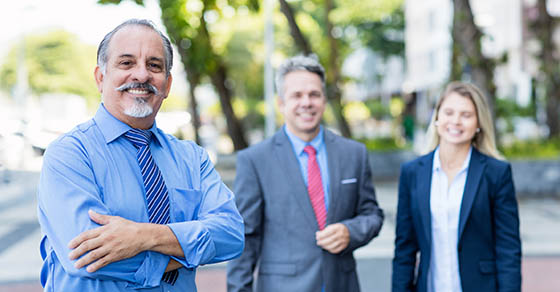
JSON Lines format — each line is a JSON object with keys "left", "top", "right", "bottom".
{"left": 392, "top": 82, "right": 521, "bottom": 292}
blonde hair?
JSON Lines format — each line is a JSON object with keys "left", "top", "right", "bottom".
{"left": 424, "top": 81, "right": 504, "bottom": 160}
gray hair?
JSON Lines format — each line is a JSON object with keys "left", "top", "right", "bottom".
{"left": 275, "top": 55, "right": 326, "bottom": 98}
{"left": 97, "top": 19, "right": 173, "bottom": 76}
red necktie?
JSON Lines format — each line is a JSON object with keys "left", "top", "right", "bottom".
{"left": 304, "top": 145, "right": 327, "bottom": 230}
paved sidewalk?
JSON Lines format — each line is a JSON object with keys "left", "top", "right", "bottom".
{"left": 1, "top": 171, "right": 559, "bottom": 291}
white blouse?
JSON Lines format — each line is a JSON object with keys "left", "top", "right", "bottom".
{"left": 428, "top": 147, "right": 472, "bottom": 292}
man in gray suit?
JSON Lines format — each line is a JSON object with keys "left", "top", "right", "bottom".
{"left": 226, "top": 55, "right": 384, "bottom": 292}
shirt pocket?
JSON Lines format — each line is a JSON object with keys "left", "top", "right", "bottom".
{"left": 168, "top": 187, "right": 203, "bottom": 222}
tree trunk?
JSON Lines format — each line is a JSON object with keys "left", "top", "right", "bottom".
{"left": 209, "top": 63, "right": 249, "bottom": 150}
{"left": 172, "top": 46, "right": 203, "bottom": 145}
{"left": 451, "top": 0, "right": 497, "bottom": 116}
{"left": 186, "top": 73, "right": 202, "bottom": 145}
{"left": 534, "top": 0, "right": 560, "bottom": 137}
{"left": 200, "top": 14, "right": 249, "bottom": 150}
{"left": 325, "top": 0, "right": 352, "bottom": 138}
{"left": 278, "top": 0, "right": 312, "bottom": 55}
{"left": 158, "top": 0, "right": 201, "bottom": 144}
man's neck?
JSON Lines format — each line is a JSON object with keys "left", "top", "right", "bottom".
{"left": 285, "top": 126, "right": 320, "bottom": 142}
{"left": 123, "top": 116, "right": 155, "bottom": 130}
{"left": 105, "top": 105, "right": 155, "bottom": 130}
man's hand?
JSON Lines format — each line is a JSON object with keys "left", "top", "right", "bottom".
{"left": 315, "top": 223, "right": 350, "bottom": 254}
{"left": 68, "top": 210, "right": 149, "bottom": 273}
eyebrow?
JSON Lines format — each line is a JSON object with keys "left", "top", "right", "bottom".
{"left": 148, "top": 57, "right": 164, "bottom": 63}
{"left": 115, "top": 55, "right": 163, "bottom": 63}
{"left": 117, "top": 54, "right": 134, "bottom": 59}
{"left": 443, "top": 108, "right": 475, "bottom": 114}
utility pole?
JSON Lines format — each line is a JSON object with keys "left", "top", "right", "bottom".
{"left": 264, "top": 0, "right": 276, "bottom": 138}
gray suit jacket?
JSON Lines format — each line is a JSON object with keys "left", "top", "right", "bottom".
{"left": 227, "top": 129, "right": 384, "bottom": 292}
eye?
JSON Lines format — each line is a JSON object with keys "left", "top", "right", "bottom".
{"left": 290, "top": 92, "right": 302, "bottom": 99}
{"left": 310, "top": 91, "right": 322, "bottom": 98}
{"left": 149, "top": 63, "right": 163, "bottom": 72}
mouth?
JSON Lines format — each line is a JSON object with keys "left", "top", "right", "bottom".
{"left": 297, "top": 111, "right": 316, "bottom": 121}
{"left": 446, "top": 128, "right": 464, "bottom": 136}
{"left": 126, "top": 88, "right": 151, "bottom": 95}
{"left": 116, "top": 82, "right": 158, "bottom": 96}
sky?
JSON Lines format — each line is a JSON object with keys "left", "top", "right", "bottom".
{"left": 0, "top": 0, "right": 163, "bottom": 47}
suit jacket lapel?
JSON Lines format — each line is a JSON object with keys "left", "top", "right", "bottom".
{"left": 324, "top": 130, "right": 340, "bottom": 225}
{"left": 417, "top": 152, "right": 434, "bottom": 245}
{"left": 458, "top": 148, "right": 486, "bottom": 240}
{"left": 273, "top": 130, "right": 318, "bottom": 229}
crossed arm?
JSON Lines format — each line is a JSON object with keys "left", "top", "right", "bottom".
{"left": 67, "top": 210, "right": 183, "bottom": 273}
{"left": 37, "top": 140, "right": 243, "bottom": 287}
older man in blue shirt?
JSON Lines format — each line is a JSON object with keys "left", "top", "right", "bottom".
{"left": 37, "top": 19, "right": 244, "bottom": 291}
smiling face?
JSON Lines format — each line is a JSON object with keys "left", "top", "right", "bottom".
{"left": 436, "top": 91, "right": 479, "bottom": 148}
{"left": 278, "top": 70, "right": 327, "bottom": 142}
{"left": 94, "top": 25, "right": 172, "bottom": 129}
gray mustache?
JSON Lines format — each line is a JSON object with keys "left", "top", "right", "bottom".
{"left": 115, "top": 82, "right": 159, "bottom": 95}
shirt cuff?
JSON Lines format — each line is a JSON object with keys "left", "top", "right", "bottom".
{"left": 168, "top": 221, "right": 216, "bottom": 268}
{"left": 126, "top": 251, "right": 169, "bottom": 289}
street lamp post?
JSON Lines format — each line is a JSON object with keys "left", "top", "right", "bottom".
{"left": 264, "top": 0, "right": 276, "bottom": 138}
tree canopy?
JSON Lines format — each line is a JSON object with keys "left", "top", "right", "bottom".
{"left": 0, "top": 30, "right": 99, "bottom": 106}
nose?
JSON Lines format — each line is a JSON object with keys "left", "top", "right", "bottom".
{"left": 301, "top": 95, "right": 312, "bottom": 107}
{"left": 131, "top": 64, "right": 151, "bottom": 83}
{"left": 452, "top": 114, "right": 461, "bottom": 124}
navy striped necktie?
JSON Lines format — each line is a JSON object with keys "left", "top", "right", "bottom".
{"left": 124, "top": 128, "right": 178, "bottom": 285}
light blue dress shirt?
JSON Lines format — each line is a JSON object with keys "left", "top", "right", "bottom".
{"left": 37, "top": 104, "right": 244, "bottom": 291}
{"left": 284, "top": 125, "right": 330, "bottom": 212}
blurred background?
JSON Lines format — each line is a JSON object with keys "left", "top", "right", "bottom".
{"left": 1, "top": 0, "right": 559, "bottom": 291}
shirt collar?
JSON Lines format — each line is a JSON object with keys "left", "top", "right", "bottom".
{"left": 93, "top": 103, "right": 162, "bottom": 145}
{"left": 433, "top": 146, "right": 472, "bottom": 173}
{"left": 284, "top": 125, "right": 324, "bottom": 156}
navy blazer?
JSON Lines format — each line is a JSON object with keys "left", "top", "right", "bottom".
{"left": 392, "top": 148, "right": 521, "bottom": 292}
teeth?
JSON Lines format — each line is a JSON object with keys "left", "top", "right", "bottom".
{"left": 448, "top": 129, "right": 461, "bottom": 135}
{"left": 127, "top": 89, "right": 149, "bottom": 94}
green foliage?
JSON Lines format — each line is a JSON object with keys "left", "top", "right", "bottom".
{"left": 216, "top": 12, "right": 266, "bottom": 130}
{"left": 495, "top": 97, "right": 535, "bottom": 118}
{"left": 495, "top": 97, "right": 536, "bottom": 134}
{"left": 160, "top": 93, "right": 188, "bottom": 112}
{"left": 358, "top": 136, "right": 408, "bottom": 152}
{"left": 333, "top": 1, "right": 405, "bottom": 58}
{"left": 95, "top": 0, "right": 405, "bottom": 134}
{"left": 354, "top": 8, "right": 405, "bottom": 58}
{"left": 364, "top": 99, "right": 390, "bottom": 119}
{"left": 331, "top": 0, "right": 403, "bottom": 23}
{"left": 343, "top": 101, "right": 371, "bottom": 121}
{"left": 499, "top": 138, "right": 560, "bottom": 159}
{"left": 0, "top": 30, "right": 99, "bottom": 107}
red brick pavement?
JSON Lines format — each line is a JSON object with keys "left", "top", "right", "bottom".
{"left": 522, "top": 257, "right": 560, "bottom": 292}
{"left": 1, "top": 256, "right": 558, "bottom": 292}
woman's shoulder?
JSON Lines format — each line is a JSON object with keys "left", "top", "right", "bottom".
{"left": 400, "top": 151, "right": 434, "bottom": 177}
{"left": 473, "top": 148, "right": 511, "bottom": 171}
{"left": 404, "top": 151, "right": 433, "bottom": 167}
